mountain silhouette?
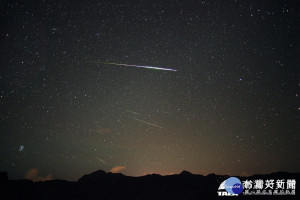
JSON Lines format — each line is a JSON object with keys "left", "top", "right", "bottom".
{"left": 78, "top": 170, "right": 126, "bottom": 184}
{"left": 0, "top": 170, "right": 299, "bottom": 199}
{"left": 0, "top": 171, "right": 8, "bottom": 183}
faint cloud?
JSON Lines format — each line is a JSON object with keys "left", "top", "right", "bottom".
{"left": 110, "top": 166, "right": 126, "bottom": 173}
{"left": 25, "top": 168, "right": 52, "bottom": 182}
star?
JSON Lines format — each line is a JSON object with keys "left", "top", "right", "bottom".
{"left": 19, "top": 146, "right": 24, "bottom": 152}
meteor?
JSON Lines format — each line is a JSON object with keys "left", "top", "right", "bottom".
{"left": 127, "top": 110, "right": 144, "bottom": 117}
{"left": 100, "top": 62, "right": 177, "bottom": 72}
{"left": 131, "top": 117, "right": 164, "bottom": 129}
{"left": 95, "top": 156, "right": 107, "bottom": 164}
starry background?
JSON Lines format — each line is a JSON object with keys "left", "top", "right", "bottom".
{"left": 0, "top": 0, "right": 299, "bottom": 181}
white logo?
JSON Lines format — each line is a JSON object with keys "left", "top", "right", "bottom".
{"left": 217, "top": 180, "right": 238, "bottom": 196}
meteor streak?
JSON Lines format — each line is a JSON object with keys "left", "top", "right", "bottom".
{"left": 100, "top": 62, "right": 177, "bottom": 72}
{"left": 131, "top": 118, "right": 164, "bottom": 129}
{"left": 95, "top": 156, "right": 107, "bottom": 164}
{"left": 127, "top": 110, "right": 144, "bottom": 117}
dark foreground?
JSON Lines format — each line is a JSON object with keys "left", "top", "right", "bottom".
{"left": 0, "top": 170, "right": 299, "bottom": 200}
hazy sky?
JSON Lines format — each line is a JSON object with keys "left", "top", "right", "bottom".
{"left": 0, "top": 0, "right": 299, "bottom": 181}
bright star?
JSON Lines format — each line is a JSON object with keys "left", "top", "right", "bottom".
{"left": 19, "top": 145, "right": 24, "bottom": 152}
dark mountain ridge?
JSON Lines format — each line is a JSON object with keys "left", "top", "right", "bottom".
{"left": 0, "top": 170, "right": 299, "bottom": 200}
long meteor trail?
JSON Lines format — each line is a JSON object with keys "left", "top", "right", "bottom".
{"left": 100, "top": 62, "right": 177, "bottom": 72}
{"left": 131, "top": 118, "right": 164, "bottom": 129}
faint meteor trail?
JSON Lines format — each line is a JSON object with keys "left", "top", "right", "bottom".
{"left": 127, "top": 110, "right": 144, "bottom": 117}
{"left": 100, "top": 62, "right": 177, "bottom": 72}
{"left": 131, "top": 117, "right": 164, "bottom": 129}
{"left": 95, "top": 156, "right": 107, "bottom": 164}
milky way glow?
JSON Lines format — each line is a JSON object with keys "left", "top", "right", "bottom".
{"left": 100, "top": 62, "right": 178, "bottom": 72}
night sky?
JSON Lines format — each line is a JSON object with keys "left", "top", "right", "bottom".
{"left": 0, "top": 0, "right": 299, "bottom": 181}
